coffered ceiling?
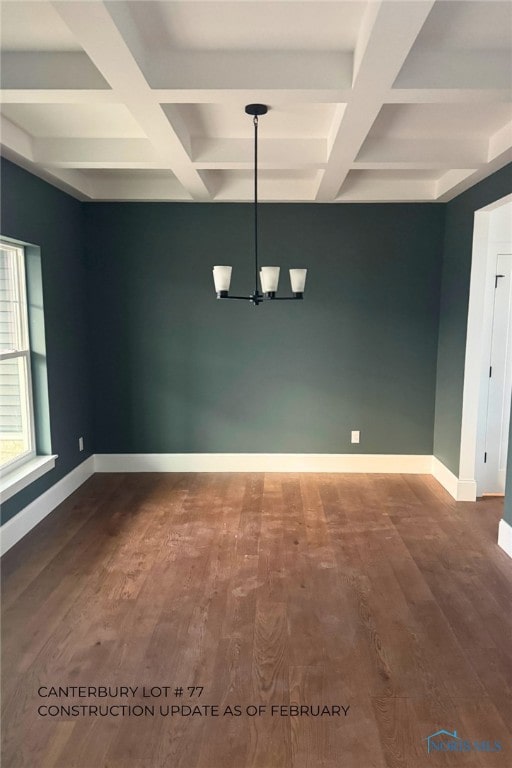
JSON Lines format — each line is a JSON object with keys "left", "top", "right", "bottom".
{"left": 1, "top": 0, "right": 511, "bottom": 202}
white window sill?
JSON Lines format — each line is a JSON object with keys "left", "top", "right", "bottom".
{"left": 0, "top": 455, "right": 58, "bottom": 503}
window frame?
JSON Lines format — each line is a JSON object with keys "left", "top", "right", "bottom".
{"left": 0, "top": 241, "right": 37, "bottom": 476}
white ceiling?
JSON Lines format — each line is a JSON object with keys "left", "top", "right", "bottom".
{"left": 119, "top": 1, "right": 365, "bottom": 51}
{"left": 0, "top": 1, "right": 81, "bottom": 51}
{"left": 0, "top": 0, "right": 511, "bottom": 203}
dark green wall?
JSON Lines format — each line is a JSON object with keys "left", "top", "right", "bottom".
{"left": 4, "top": 156, "right": 510, "bottom": 530}
{"left": 433, "top": 164, "right": 512, "bottom": 474}
{"left": 0, "top": 159, "right": 93, "bottom": 524}
{"left": 84, "top": 202, "right": 444, "bottom": 454}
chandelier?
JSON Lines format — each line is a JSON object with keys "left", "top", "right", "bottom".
{"left": 213, "top": 104, "right": 308, "bottom": 306}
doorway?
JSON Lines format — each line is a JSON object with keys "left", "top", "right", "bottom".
{"left": 460, "top": 196, "right": 512, "bottom": 498}
{"left": 477, "top": 251, "right": 512, "bottom": 494}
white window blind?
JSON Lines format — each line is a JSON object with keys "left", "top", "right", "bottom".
{"left": 0, "top": 241, "right": 35, "bottom": 472}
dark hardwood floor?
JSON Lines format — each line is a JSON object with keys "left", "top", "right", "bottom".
{"left": 1, "top": 472, "right": 511, "bottom": 767}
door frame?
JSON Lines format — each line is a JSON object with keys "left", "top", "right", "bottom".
{"left": 459, "top": 193, "right": 512, "bottom": 498}
{"left": 477, "top": 251, "right": 512, "bottom": 494}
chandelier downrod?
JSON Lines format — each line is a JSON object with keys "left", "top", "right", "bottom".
{"left": 253, "top": 113, "right": 258, "bottom": 294}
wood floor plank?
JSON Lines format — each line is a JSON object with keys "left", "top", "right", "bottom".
{"left": 372, "top": 696, "right": 427, "bottom": 768}
{"left": 1, "top": 472, "right": 511, "bottom": 768}
{"left": 247, "top": 599, "right": 290, "bottom": 768}
{"left": 1, "top": 475, "right": 125, "bottom": 611}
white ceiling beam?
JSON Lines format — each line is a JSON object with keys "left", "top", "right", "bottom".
{"left": 1, "top": 86, "right": 506, "bottom": 108}
{"left": 338, "top": 192, "right": 437, "bottom": 203}
{"left": 436, "top": 119, "right": 512, "bottom": 201}
{"left": 326, "top": 104, "right": 347, "bottom": 156}
{"left": 152, "top": 89, "right": 353, "bottom": 105}
{"left": 159, "top": 105, "right": 192, "bottom": 156}
{"left": 191, "top": 138, "right": 326, "bottom": 169}
{"left": 316, "top": 0, "right": 436, "bottom": 201}
{"left": 0, "top": 151, "right": 93, "bottom": 201}
{"left": 351, "top": 0, "right": 381, "bottom": 85}
{"left": 36, "top": 167, "right": 94, "bottom": 200}
{"left": 385, "top": 89, "right": 512, "bottom": 105}
{"left": 1, "top": 85, "right": 505, "bottom": 107}
{"left": 0, "top": 90, "right": 121, "bottom": 105}
{"left": 356, "top": 138, "right": 487, "bottom": 166}
{"left": 436, "top": 156, "right": 512, "bottom": 202}
{"left": 353, "top": 161, "right": 473, "bottom": 172}
{"left": 52, "top": 1, "right": 211, "bottom": 200}
{"left": 0, "top": 115, "right": 34, "bottom": 162}
{"left": 90, "top": 175, "right": 191, "bottom": 201}
{"left": 337, "top": 179, "right": 437, "bottom": 202}
{"left": 1, "top": 115, "right": 94, "bottom": 198}
{"left": 488, "top": 120, "right": 512, "bottom": 163}
{"left": 0, "top": 52, "right": 109, "bottom": 90}
{"left": 435, "top": 170, "right": 479, "bottom": 201}
{"left": 32, "top": 138, "right": 161, "bottom": 168}
{"left": 213, "top": 173, "right": 319, "bottom": 202}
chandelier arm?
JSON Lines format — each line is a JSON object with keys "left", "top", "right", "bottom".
{"left": 217, "top": 295, "right": 256, "bottom": 300}
{"left": 265, "top": 295, "right": 304, "bottom": 300}
{"left": 217, "top": 294, "right": 303, "bottom": 302}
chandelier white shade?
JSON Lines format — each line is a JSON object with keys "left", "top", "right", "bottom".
{"left": 212, "top": 104, "right": 308, "bottom": 306}
{"left": 260, "top": 266, "right": 280, "bottom": 293}
{"left": 212, "top": 265, "right": 232, "bottom": 293}
{"left": 290, "top": 269, "right": 307, "bottom": 293}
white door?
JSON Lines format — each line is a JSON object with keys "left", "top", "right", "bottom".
{"left": 480, "top": 252, "right": 512, "bottom": 494}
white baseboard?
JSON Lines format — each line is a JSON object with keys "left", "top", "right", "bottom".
{"left": 431, "top": 456, "right": 477, "bottom": 501}
{"left": 1, "top": 453, "right": 502, "bottom": 556}
{"left": 498, "top": 518, "right": 512, "bottom": 559}
{"left": 94, "top": 453, "right": 433, "bottom": 474}
{"left": 0, "top": 455, "right": 95, "bottom": 556}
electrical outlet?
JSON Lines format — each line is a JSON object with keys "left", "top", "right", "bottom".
{"left": 351, "top": 430, "right": 360, "bottom": 444}
{"left": 78, "top": 436, "right": 84, "bottom": 452}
